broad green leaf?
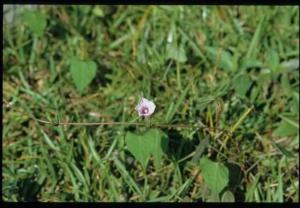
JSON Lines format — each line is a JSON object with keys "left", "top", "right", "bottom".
{"left": 233, "top": 74, "right": 252, "bottom": 98}
{"left": 70, "top": 58, "right": 97, "bottom": 93}
{"left": 221, "top": 191, "right": 235, "bottom": 202}
{"left": 125, "top": 129, "right": 169, "bottom": 170}
{"left": 125, "top": 132, "right": 150, "bottom": 169}
{"left": 23, "top": 10, "right": 47, "bottom": 37}
{"left": 199, "top": 157, "right": 229, "bottom": 194}
{"left": 166, "top": 43, "right": 187, "bottom": 63}
{"left": 205, "top": 46, "right": 235, "bottom": 71}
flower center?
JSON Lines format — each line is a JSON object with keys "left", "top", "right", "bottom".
{"left": 141, "top": 106, "right": 149, "bottom": 114}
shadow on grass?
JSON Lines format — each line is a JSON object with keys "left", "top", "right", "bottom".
{"left": 17, "top": 176, "right": 45, "bottom": 202}
{"left": 90, "top": 63, "right": 112, "bottom": 89}
{"left": 163, "top": 128, "right": 200, "bottom": 169}
{"left": 225, "top": 162, "right": 245, "bottom": 202}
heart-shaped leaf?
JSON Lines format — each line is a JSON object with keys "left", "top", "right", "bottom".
{"left": 221, "top": 191, "right": 235, "bottom": 202}
{"left": 205, "top": 46, "right": 235, "bottom": 71}
{"left": 23, "top": 10, "right": 47, "bottom": 37}
{"left": 200, "top": 157, "right": 229, "bottom": 194}
{"left": 70, "top": 58, "right": 97, "bottom": 93}
{"left": 232, "top": 74, "right": 252, "bottom": 98}
{"left": 125, "top": 129, "right": 168, "bottom": 170}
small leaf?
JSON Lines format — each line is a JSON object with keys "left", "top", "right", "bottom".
{"left": 199, "top": 157, "right": 229, "bottom": 194}
{"left": 221, "top": 191, "right": 235, "bottom": 202}
{"left": 197, "top": 95, "right": 215, "bottom": 111}
{"left": 166, "top": 43, "right": 187, "bottom": 63}
{"left": 241, "top": 57, "right": 262, "bottom": 70}
{"left": 233, "top": 74, "right": 252, "bottom": 98}
{"left": 70, "top": 58, "right": 97, "bottom": 93}
{"left": 125, "top": 129, "right": 169, "bottom": 170}
{"left": 23, "top": 10, "right": 47, "bottom": 37}
{"left": 205, "top": 46, "right": 235, "bottom": 71}
{"left": 93, "top": 6, "right": 104, "bottom": 17}
{"left": 274, "top": 119, "right": 298, "bottom": 137}
{"left": 266, "top": 49, "right": 280, "bottom": 72}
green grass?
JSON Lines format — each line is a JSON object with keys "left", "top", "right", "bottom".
{"left": 3, "top": 5, "right": 299, "bottom": 202}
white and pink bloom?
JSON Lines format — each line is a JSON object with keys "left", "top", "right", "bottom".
{"left": 135, "top": 97, "right": 156, "bottom": 117}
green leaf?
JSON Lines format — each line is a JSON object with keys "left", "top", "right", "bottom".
{"left": 205, "top": 46, "right": 235, "bottom": 71}
{"left": 241, "top": 57, "right": 262, "bottom": 69}
{"left": 266, "top": 49, "right": 280, "bottom": 72}
{"left": 93, "top": 6, "right": 104, "bottom": 17}
{"left": 125, "top": 131, "right": 150, "bottom": 169}
{"left": 23, "top": 10, "right": 47, "bottom": 37}
{"left": 233, "top": 74, "right": 252, "bottom": 98}
{"left": 70, "top": 58, "right": 97, "bottom": 93}
{"left": 221, "top": 191, "right": 235, "bottom": 202}
{"left": 197, "top": 95, "right": 216, "bottom": 111}
{"left": 125, "top": 129, "right": 169, "bottom": 170}
{"left": 274, "top": 119, "right": 298, "bottom": 137}
{"left": 199, "top": 157, "right": 229, "bottom": 194}
{"left": 166, "top": 43, "right": 187, "bottom": 63}
{"left": 279, "top": 115, "right": 299, "bottom": 129}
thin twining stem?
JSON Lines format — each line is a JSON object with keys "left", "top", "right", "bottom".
{"left": 34, "top": 118, "right": 230, "bottom": 134}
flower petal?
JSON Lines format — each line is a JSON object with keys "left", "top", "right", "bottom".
{"left": 135, "top": 98, "right": 144, "bottom": 111}
{"left": 135, "top": 97, "right": 156, "bottom": 117}
{"left": 147, "top": 102, "right": 156, "bottom": 114}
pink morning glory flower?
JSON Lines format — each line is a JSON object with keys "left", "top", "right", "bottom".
{"left": 135, "top": 97, "right": 156, "bottom": 117}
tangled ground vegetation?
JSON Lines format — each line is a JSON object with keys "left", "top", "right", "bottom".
{"left": 3, "top": 5, "right": 299, "bottom": 202}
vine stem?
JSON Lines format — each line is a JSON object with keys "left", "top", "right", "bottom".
{"left": 33, "top": 117, "right": 230, "bottom": 133}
